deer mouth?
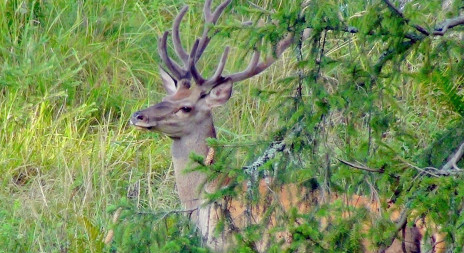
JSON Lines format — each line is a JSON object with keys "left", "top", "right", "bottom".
{"left": 130, "top": 117, "right": 156, "bottom": 131}
{"left": 131, "top": 122, "right": 156, "bottom": 131}
{"left": 134, "top": 125, "right": 154, "bottom": 131}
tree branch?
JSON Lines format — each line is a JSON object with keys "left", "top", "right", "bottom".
{"left": 402, "top": 151, "right": 464, "bottom": 177}
{"left": 382, "top": 0, "right": 464, "bottom": 37}
{"left": 433, "top": 15, "right": 464, "bottom": 36}
{"left": 305, "top": 24, "right": 421, "bottom": 41}
{"left": 383, "top": 0, "right": 404, "bottom": 19}
{"left": 374, "top": 40, "right": 417, "bottom": 74}
{"left": 382, "top": 0, "right": 430, "bottom": 36}
{"left": 341, "top": 139, "right": 464, "bottom": 177}
{"left": 441, "top": 141, "right": 464, "bottom": 171}
{"left": 378, "top": 207, "right": 409, "bottom": 253}
{"left": 406, "top": 141, "right": 464, "bottom": 176}
{"left": 338, "top": 159, "right": 384, "bottom": 173}
{"left": 243, "top": 124, "right": 302, "bottom": 175}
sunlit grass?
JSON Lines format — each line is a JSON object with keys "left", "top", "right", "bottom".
{"left": 0, "top": 0, "right": 290, "bottom": 251}
{"left": 1, "top": 0, "right": 460, "bottom": 252}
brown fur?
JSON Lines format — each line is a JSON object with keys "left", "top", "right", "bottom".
{"left": 131, "top": 41, "right": 445, "bottom": 253}
{"left": 128, "top": 0, "right": 449, "bottom": 249}
{"left": 201, "top": 180, "right": 428, "bottom": 252}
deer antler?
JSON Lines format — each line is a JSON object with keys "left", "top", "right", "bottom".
{"left": 226, "top": 33, "right": 294, "bottom": 84}
{"left": 223, "top": 27, "right": 313, "bottom": 85}
{"left": 158, "top": 0, "right": 232, "bottom": 81}
{"left": 172, "top": 6, "right": 190, "bottom": 65}
{"left": 196, "top": 0, "right": 233, "bottom": 61}
{"left": 159, "top": 0, "right": 303, "bottom": 89}
{"left": 188, "top": 39, "right": 205, "bottom": 84}
{"left": 158, "top": 31, "right": 186, "bottom": 79}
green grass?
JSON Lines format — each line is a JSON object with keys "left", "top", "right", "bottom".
{"left": 1, "top": 0, "right": 462, "bottom": 252}
{"left": 0, "top": 0, "right": 289, "bottom": 252}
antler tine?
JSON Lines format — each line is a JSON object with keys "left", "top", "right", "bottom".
{"left": 172, "top": 6, "right": 190, "bottom": 65}
{"left": 195, "top": 31, "right": 211, "bottom": 62}
{"left": 203, "top": 0, "right": 213, "bottom": 22}
{"left": 158, "top": 0, "right": 233, "bottom": 84}
{"left": 196, "top": 0, "right": 232, "bottom": 62}
{"left": 227, "top": 34, "right": 294, "bottom": 83}
{"left": 204, "top": 46, "right": 230, "bottom": 86}
{"left": 203, "top": 0, "right": 231, "bottom": 23}
{"left": 226, "top": 50, "right": 260, "bottom": 83}
{"left": 252, "top": 34, "right": 294, "bottom": 75}
{"left": 210, "top": 0, "right": 232, "bottom": 23}
{"left": 158, "top": 31, "right": 186, "bottom": 79}
{"left": 188, "top": 39, "right": 206, "bottom": 84}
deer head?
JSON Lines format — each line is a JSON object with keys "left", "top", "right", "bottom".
{"left": 130, "top": 0, "right": 294, "bottom": 137}
{"left": 131, "top": 67, "right": 233, "bottom": 138}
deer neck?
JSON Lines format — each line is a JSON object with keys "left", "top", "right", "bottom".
{"left": 171, "top": 114, "right": 216, "bottom": 210}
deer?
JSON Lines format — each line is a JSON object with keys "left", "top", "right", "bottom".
{"left": 129, "top": 0, "right": 445, "bottom": 252}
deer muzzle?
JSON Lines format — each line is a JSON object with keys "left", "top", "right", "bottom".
{"left": 131, "top": 101, "right": 177, "bottom": 130}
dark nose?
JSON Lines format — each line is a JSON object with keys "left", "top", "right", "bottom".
{"left": 131, "top": 111, "right": 147, "bottom": 123}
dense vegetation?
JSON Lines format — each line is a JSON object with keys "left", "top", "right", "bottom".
{"left": 1, "top": 0, "right": 463, "bottom": 252}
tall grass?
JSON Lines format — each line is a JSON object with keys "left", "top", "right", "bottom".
{"left": 0, "top": 0, "right": 290, "bottom": 251}
{"left": 1, "top": 0, "right": 459, "bottom": 251}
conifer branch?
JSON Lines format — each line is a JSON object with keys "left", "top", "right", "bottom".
{"left": 441, "top": 141, "right": 464, "bottom": 172}
{"left": 242, "top": 124, "right": 302, "bottom": 203}
{"left": 243, "top": 141, "right": 286, "bottom": 176}
{"left": 378, "top": 207, "right": 410, "bottom": 253}
{"left": 382, "top": 0, "right": 464, "bottom": 37}
{"left": 433, "top": 15, "right": 464, "bottom": 36}
{"left": 382, "top": 0, "right": 404, "bottom": 19}
{"left": 136, "top": 207, "right": 199, "bottom": 217}
{"left": 304, "top": 25, "right": 420, "bottom": 41}
{"left": 402, "top": 141, "right": 464, "bottom": 177}
{"left": 338, "top": 159, "right": 384, "bottom": 173}
{"left": 374, "top": 40, "right": 417, "bottom": 74}
{"left": 243, "top": 124, "right": 302, "bottom": 176}
{"left": 382, "top": 0, "right": 430, "bottom": 36}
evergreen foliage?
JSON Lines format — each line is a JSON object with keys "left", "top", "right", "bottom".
{"left": 1, "top": 0, "right": 464, "bottom": 252}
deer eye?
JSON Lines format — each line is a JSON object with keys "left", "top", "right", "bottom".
{"left": 180, "top": 106, "right": 192, "bottom": 113}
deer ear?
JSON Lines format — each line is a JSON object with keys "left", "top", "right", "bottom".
{"left": 206, "top": 80, "right": 233, "bottom": 108}
{"left": 159, "top": 66, "right": 177, "bottom": 95}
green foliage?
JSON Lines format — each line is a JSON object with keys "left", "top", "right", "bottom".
{"left": 1, "top": 0, "right": 464, "bottom": 252}
{"left": 203, "top": 0, "right": 464, "bottom": 251}
{"left": 0, "top": 200, "right": 32, "bottom": 253}
{"left": 108, "top": 203, "right": 207, "bottom": 253}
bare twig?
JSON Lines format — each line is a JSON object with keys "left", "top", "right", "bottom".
{"left": 142, "top": 207, "right": 199, "bottom": 222}
{"left": 383, "top": 0, "right": 404, "bottom": 19}
{"left": 383, "top": 0, "right": 464, "bottom": 37}
{"left": 378, "top": 207, "right": 409, "bottom": 253}
{"left": 433, "top": 15, "right": 464, "bottom": 36}
{"left": 338, "top": 159, "right": 384, "bottom": 173}
{"left": 382, "top": 0, "right": 430, "bottom": 36}
{"left": 441, "top": 141, "right": 464, "bottom": 171}
{"left": 247, "top": 0, "right": 274, "bottom": 14}
{"left": 401, "top": 159, "right": 464, "bottom": 178}
{"left": 399, "top": 141, "right": 464, "bottom": 177}
{"left": 403, "top": 161, "right": 441, "bottom": 178}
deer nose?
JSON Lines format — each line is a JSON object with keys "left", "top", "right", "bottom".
{"left": 131, "top": 111, "right": 147, "bottom": 124}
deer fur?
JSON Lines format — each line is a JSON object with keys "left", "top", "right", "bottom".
{"left": 131, "top": 69, "right": 443, "bottom": 253}
{"left": 130, "top": 1, "right": 446, "bottom": 252}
